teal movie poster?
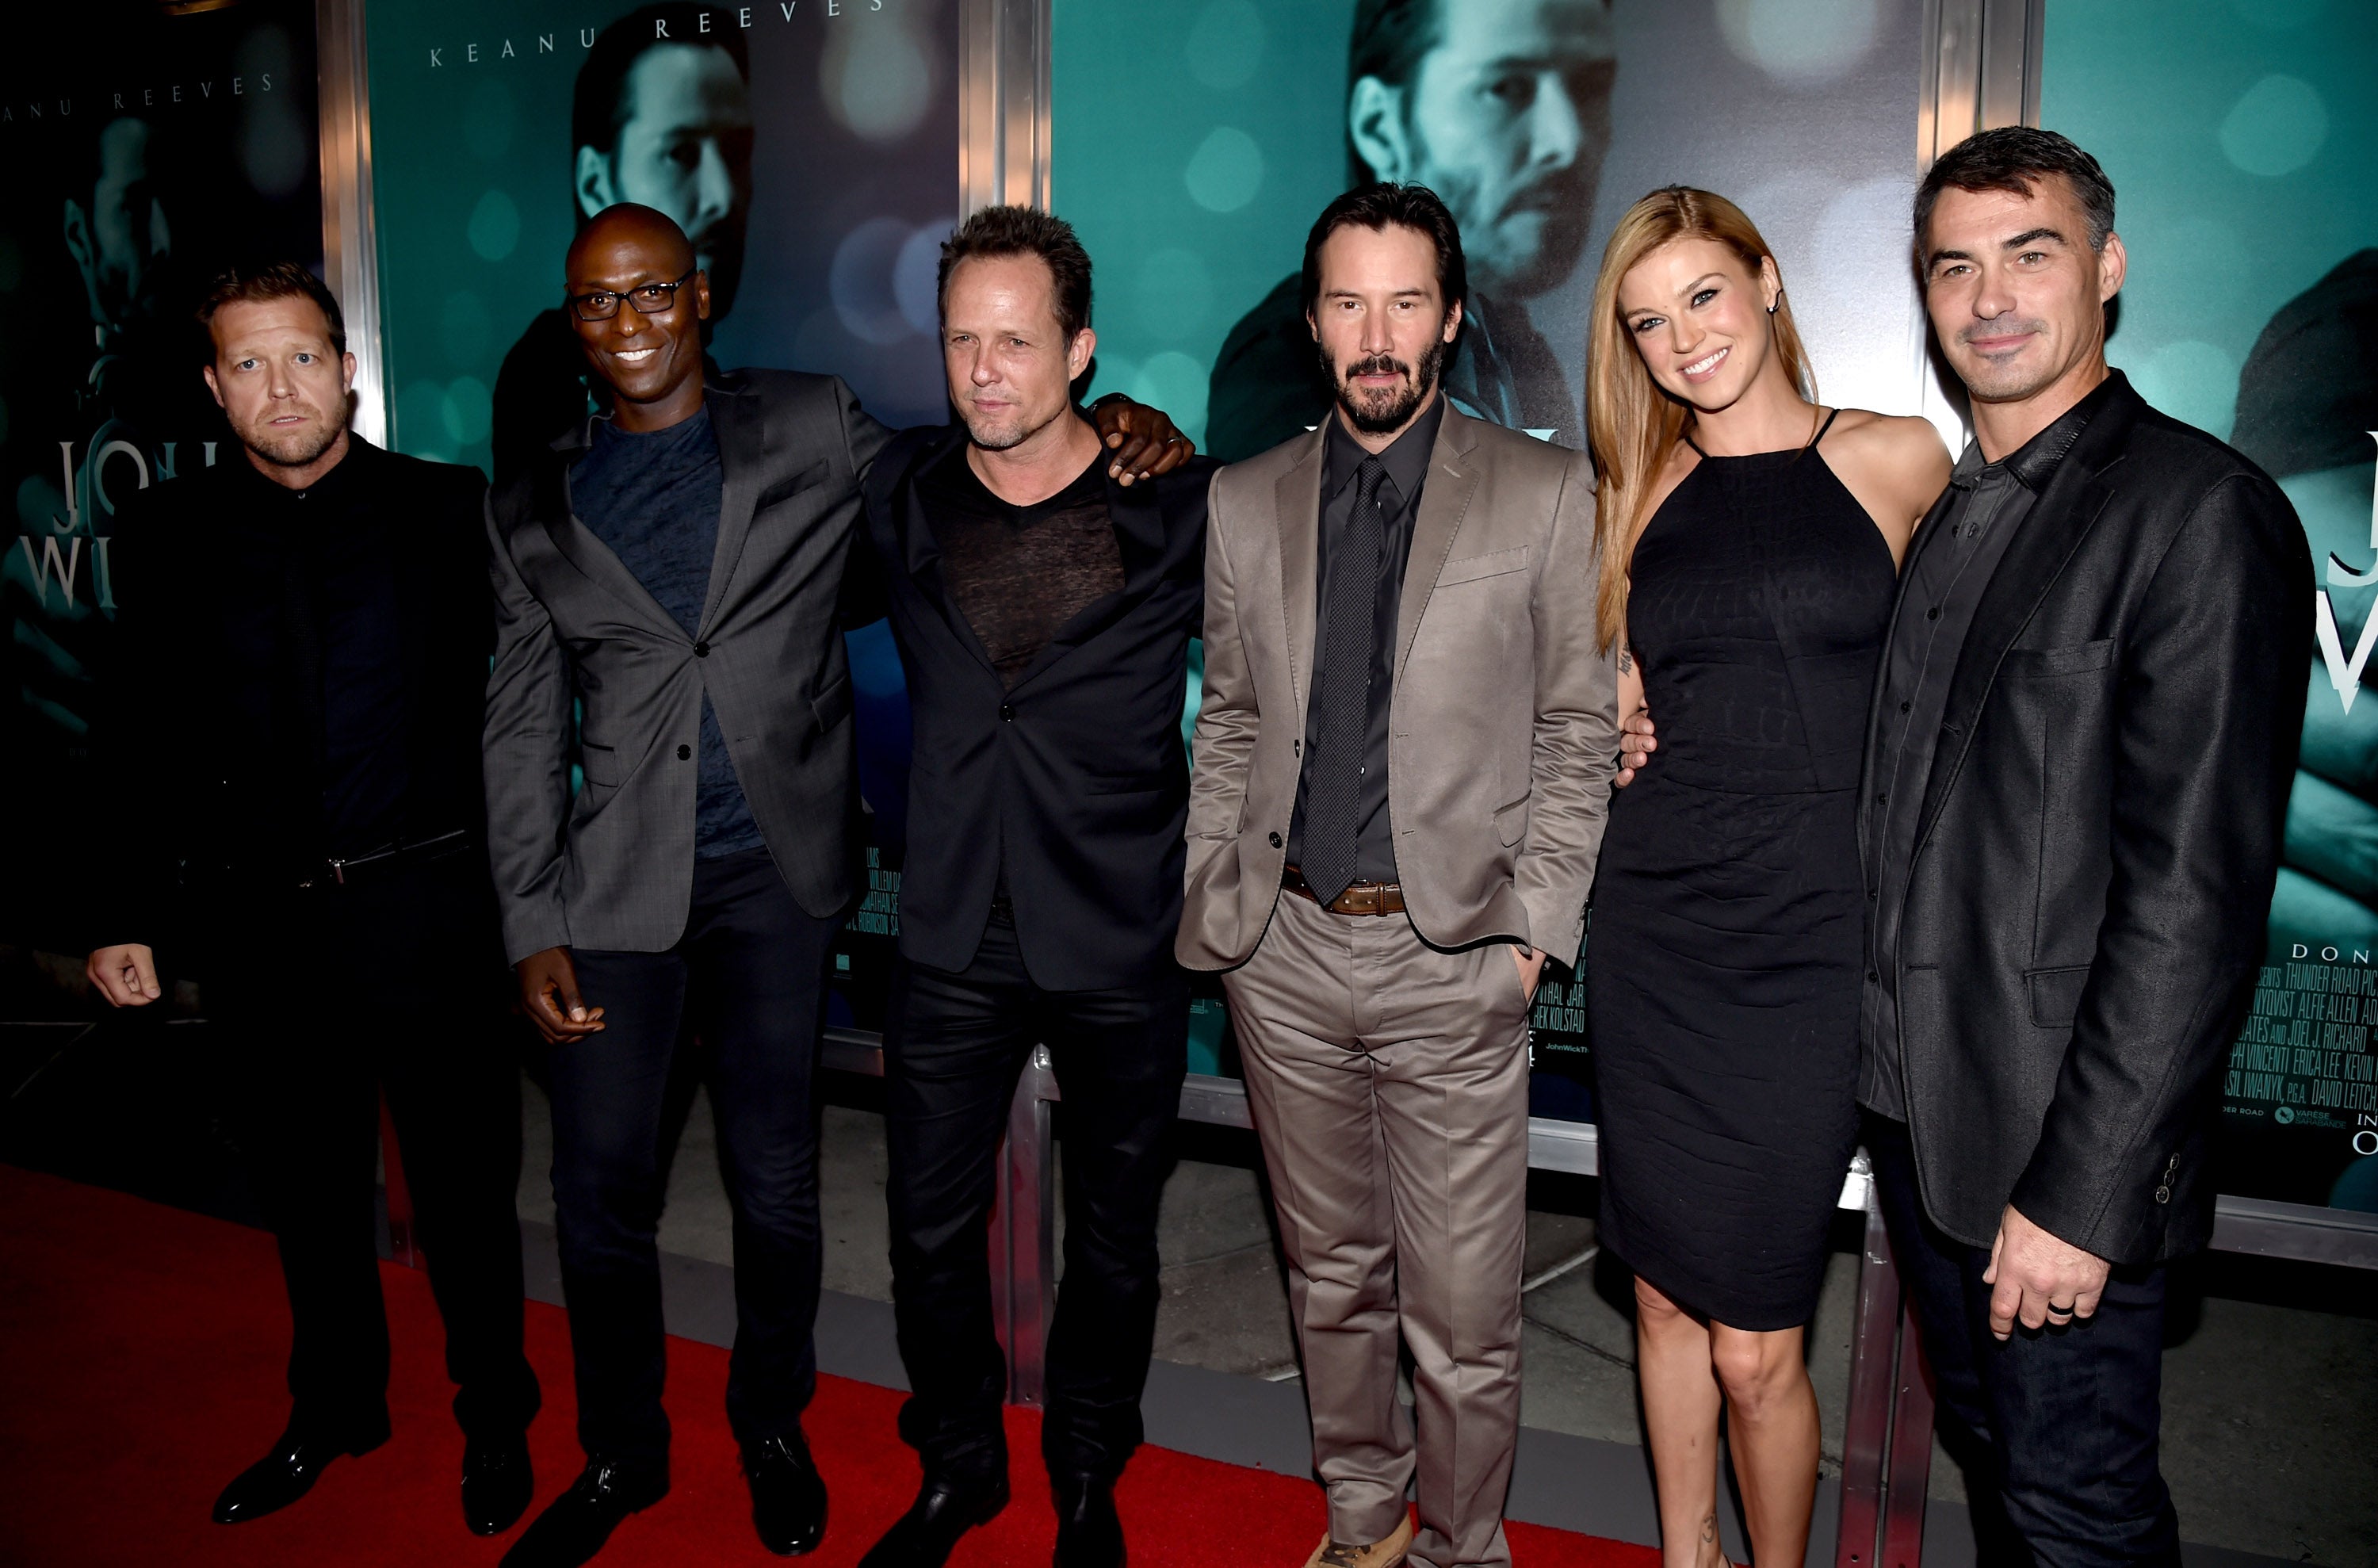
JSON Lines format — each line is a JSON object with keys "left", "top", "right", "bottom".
{"left": 2045, "top": 0, "right": 2378, "bottom": 1210}
{"left": 0, "top": 0, "right": 323, "bottom": 972}
{"left": 1053, "top": 0, "right": 1930, "bottom": 1091}
{"left": 362, "top": 0, "right": 958, "bottom": 1027}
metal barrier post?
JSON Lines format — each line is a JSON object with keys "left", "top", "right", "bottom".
{"left": 990, "top": 1044, "right": 1058, "bottom": 1407}
{"left": 1837, "top": 1187, "right": 1936, "bottom": 1568}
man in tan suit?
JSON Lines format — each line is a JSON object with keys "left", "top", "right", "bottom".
{"left": 1179, "top": 184, "right": 1616, "bottom": 1568}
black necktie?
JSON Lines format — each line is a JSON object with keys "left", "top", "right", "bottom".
{"left": 1303, "top": 456, "right": 1388, "bottom": 906}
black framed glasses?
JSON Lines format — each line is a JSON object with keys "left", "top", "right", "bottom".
{"left": 568, "top": 267, "right": 698, "bottom": 323}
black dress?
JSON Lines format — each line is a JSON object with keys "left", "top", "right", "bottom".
{"left": 1586, "top": 413, "right": 1895, "bottom": 1330}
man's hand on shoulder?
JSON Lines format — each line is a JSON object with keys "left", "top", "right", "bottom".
{"left": 515, "top": 945, "right": 606, "bottom": 1046}
{"left": 86, "top": 944, "right": 160, "bottom": 1008}
{"left": 1088, "top": 396, "right": 1196, "bottom": 486}
{"left": 1984, "top": 1203, "right": 2111, "bottom": 1339}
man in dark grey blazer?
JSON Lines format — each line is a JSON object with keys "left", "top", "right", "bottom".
{"left": 1626, "top": 130, "right": 2311, "bottom": 1566}
{"left": 484, "top": 205, "right": 1187, "bottom": 1568}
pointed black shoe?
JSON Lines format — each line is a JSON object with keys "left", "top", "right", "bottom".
{"left": 463, "top": 1431, "right": 536, "bottom": 1536}
{"left": 857, "top": 1472, "right": 1009, "bottom": 1568}
{"left": 499, "top": 1459, "right": 668, "bottom": 1568}
{"left": 212, "top": 1419, "right": 390, "bottom": 1524}
{"left": 1053, "top": 1474, "right": 1125, "bottom": 1568}
{"left": 744, "top": 1432, "right": 828, "bottom": 1555}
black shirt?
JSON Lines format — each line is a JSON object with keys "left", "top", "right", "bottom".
{"left": 1860, "top": 382, "right": 2110, "bottom": 1118}
{"left": 918, "top": 446, "right": 1123, "bottom": 689}
{"left": 224, "top": 448, "right": 411, "bottom": 859}
{"left": 1286, "top": 394, "right": 1445, "bottom": 884}
{"left": 571, "top": 406, "right": 767, "bottom": 859}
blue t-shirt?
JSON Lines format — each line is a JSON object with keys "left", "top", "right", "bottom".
{"left": 572, "top": 407, "right": 767, "bottom": 859}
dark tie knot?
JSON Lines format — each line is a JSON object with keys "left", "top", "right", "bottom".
{"left": 1355, "top": 455, "right": 1388, "bottom": 512}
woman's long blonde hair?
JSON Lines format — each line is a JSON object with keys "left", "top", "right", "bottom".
{"left": 1586, "top": 187, "right": 1816, "bottom": 651}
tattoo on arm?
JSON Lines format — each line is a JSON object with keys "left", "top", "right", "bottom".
{"left": 1618, "top": 646, "right": 1634, "bottom": 676}
{"left": 1701, "top": 1512, "right": 1717, "bottom": 1544}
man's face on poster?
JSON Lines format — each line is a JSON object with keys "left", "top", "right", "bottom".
{"left": 1351, "top": 0, "right": 1615, "bottom": 299}
{"left": 64, "top": 117, "right": 171, "bottom": 333}
{"left": 576, "top": 43, "right": 753, "bottom": 316}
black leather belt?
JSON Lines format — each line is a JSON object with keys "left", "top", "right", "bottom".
{"left": 1282, "top": 863, "right": 1407, "bottom": 916}
{"left": 296, "top": 829, "right": 476, "bottom": 890}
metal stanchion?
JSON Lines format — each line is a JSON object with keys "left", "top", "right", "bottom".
{"left": 989, "top": 1044, "right": 1059, "bottom": 1408}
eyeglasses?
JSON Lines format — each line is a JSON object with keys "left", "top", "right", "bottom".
{"left": 567, "top": 267, "right": 698, "bottom": 323}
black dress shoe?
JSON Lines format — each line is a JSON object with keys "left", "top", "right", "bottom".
{"left": 1053, "top": 1474, "right": 1125, "bottom": 1568}
{"left": 857, "top": 1472, "right": 1009, "bottom": 1568}
{"left": 500, "top": 1459, "right": 668, "bottom": 1568}
{"left": 212, "top": 1420, "right": 390, "bottom": 1524}
{"left": 463, "top": 1431, "right": 535, "bottom": 1535}
{"left": 744, "top": 1432, "right": 828, "bottom": 1555}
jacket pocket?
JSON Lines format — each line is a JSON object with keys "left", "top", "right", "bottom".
{"left": 1435, "top": 545, "right": 1530, "bottom": 587}
{"left": 1493, "top": 797, "right": 1529, "bottom": 847}
{"left": 2003, "top": 639, "right": 2115, "bottom": 678}
{"left": 755, "top": 460, "right": 831, "bottom": 514}
{"left": 811, "top": 671, "right": 853, "bottom": 733}
{"left": 2025, "top": 965, "right": 2092, "bottom": 1028}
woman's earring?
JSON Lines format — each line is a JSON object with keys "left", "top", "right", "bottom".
{"left": 1767, "top": 298, "right": 1780, "bottom": 314}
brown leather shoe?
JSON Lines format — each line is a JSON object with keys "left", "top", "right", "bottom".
{"left": 1302, "top": 1512, "right": 1414, "bottom": 1568}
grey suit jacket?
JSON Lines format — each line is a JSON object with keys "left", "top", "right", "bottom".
{"left": 1179, "top": 405, "right": 1617, "bottom": 972}
{"left": 484, "top": 367, "right": 889, "bottom": 962}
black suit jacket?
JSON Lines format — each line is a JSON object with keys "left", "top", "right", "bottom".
{"left": 1865, "top": 373, "right": 2314, "bottom": 1264}
{"left": 90, "top": 438, "right": 496, "bottom": 969}
{"left": 862, "top": 425, "right": 1217, "bottom": 990}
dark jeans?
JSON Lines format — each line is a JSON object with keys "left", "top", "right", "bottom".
{"left": 884, "top": 907, "right": 1187, "bottom": 1486}
{"left": 550, "top": 847, "right": 837, "bottom": 1473}
{"left": 1865, "top": 1115, "right": 2181, "bottom": 1568}
{"left": 208, "top": 855, "right": 538, "bottom": 1445}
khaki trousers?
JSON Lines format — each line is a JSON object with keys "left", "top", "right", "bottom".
{"left": 1222, "top": 891, "right": 1532, "bottom": 1568}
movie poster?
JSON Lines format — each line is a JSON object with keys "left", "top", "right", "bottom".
{"left": 1052, "top": 0, "right": 1931, "bottom": 1092}
{"left": 361, "top": 0, "right": 958, "bottom": 1027}
{"left": 0, "top": 0, "right": 323, "bottom": 975}
{"left": 2046, "top": 0, "right": 2378, "bottom": 1212}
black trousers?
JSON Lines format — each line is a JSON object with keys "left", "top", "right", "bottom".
{"left": 206, "top": 855, "right": 538, "bottom": 1445}
{"left": 551, "top": 847, "right": 837, "bottom": 1472}
{"left": 1866, "top": 1115, "right": 2181, "bottom": 1567}
{"left": 883, "top": 907, "right": 1187, "bottom": 1486}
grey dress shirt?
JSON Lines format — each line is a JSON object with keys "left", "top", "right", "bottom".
{"left": 1860, "top": 383, "right": 2111, "bottom": 1118}
{"left": 1286, "top": 394, "right": 1445, "bottom": 884}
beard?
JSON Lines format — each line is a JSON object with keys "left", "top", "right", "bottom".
{"left": 1325, "top": 335, "right": 1449, "bottom": 434}
{"left": 1952, "top": 314, "right": 2060, "bottom": 402}
{"left": 1425, "top": 162, "right": 1594, "bottom": 299}
{"left": 239, "top": 403, "right": 345, "bottom": 468}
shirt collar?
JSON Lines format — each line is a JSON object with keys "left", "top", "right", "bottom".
{"left": 1952, "top": 372, "right": 2116, "bottom": 492}
{"left": 1324, "top": 390, "right": 1444, "bottom": 505}
{"left": 231, "top": 430, "right": 373, "bottom": 505}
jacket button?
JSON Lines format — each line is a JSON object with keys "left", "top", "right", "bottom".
{"left": 694, "top": 640, "right": 710, "bottom": 657}
{"left": 1926, "top": 606, "right": 1941, "bottom": 621}
{"left": 2154, "top": 1185, "right": 2172, "bottom": 1204}
{"left": 1867, "top": 969, "right": 1880, "bottom": 983}
{"left": 677, "top": 744, "right": 693, "bottom": 760}
{"left": 1000, "top": 702, "right": 1015, "bottom": 721}
{"left": 1268, "top": 832, "right": 1283, "bottom": 848}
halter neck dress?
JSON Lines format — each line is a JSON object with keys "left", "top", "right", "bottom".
{"left": 1585, "top": 411, "right": 1897, "bottom": 1329}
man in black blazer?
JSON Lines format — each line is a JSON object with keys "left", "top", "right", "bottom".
{"left": 84, "top": 265, "right": 540, "bottom": 1537}
{"left": 854, "top": 207, "right": 1212, "bottom": 1568}
{"left": 1628, "top": 129, "right": 2311, "bottom": 1563}
{"left": 484, "top": 205, "right": 1191, "bottom": 1568}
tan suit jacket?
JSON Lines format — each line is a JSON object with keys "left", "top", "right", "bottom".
{"left": 1179, "top": 405, "right": 1617, "bottom": 972}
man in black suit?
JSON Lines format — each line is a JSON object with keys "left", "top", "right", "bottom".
{"left": 854, "top": 206, "right": 1213, "bottom": 1568}
{"left": 1623, "top": 128, "right": 2311, "bottom": 1564}
{"left": 83, "top": 264, "right": 541, "bottom": 1538}
{"left": 484, "top": 204, "right": 1192, "bottom": 1568}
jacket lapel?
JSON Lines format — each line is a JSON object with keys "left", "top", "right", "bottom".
{"left": 892, "top": 433, "right": 1000, "bottom": 676}
{"left": 1273, "top": 430, "right": 1326, "bottom": 725}
{"left": 697, "top": 381, "right": 768, "bottom": 638}
{"left": 1910, "top": 392, "right": 2139, "bottom": 855}
{"left": 1393, "top": 407, "right": 1485, "bottom": 678}
{"left": 539, "top": 424, "right": 680, "bottom": 637}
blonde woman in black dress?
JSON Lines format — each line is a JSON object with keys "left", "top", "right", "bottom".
{"left": 1584, "top": 188, "right": 1948, "bottom": 1568}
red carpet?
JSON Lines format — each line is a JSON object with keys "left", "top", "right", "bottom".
{"left": 0, "top": 1165, "right": 1654, "bottom": 1566}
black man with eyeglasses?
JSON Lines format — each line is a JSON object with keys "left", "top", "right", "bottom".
{"left": 484, "top": 205, "right": 1194, "bottom": 1568}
